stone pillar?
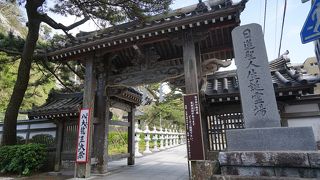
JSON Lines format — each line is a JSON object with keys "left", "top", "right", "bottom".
{"left": 127, "top": 107, "right": 135, "bottom": 165}
{"left": 226, "top": 23, "right": 316, "bottom": 151}
{"left": 143, "top": 125, "right": 152, "bottom": 154}
{"left": 134, "top": 123, "right": 142, "bottom": 157}
{"left": 159, "top": 128, "right": 165, "bottom": 150}
{"left": 76, "top": 58, "right": 96, "bottom": 178}
{"left": 164, "top": 128, "right": 169, "bottom": 149}
{"left": 152, "top": 126, "right": 159, "bottom": 152}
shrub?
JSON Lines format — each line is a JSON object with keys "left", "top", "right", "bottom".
{"left": 30, "top": 134, "right": 55, "bottom": 148}
{"left": 0, "top": 143, "right": 47, "bottom": 175}
{"left": 16, "top": 136, "right": 25, "bottom": 145}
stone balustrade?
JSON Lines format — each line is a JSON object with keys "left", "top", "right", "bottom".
{"left": 134, "top": 123, "right": 186, "bottom": 157}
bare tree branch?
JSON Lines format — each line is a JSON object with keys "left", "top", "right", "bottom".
{"left": 40, "top": 14, "right": 89, "bottom": 39}
{"left": 40, "top": 59, "right": 74, "bottom": 92}
{"left": 64, "top": 62, "right": 84, "bottom": 79}
{"left": 0, "top": 48, "right": 22, "bottom": 56}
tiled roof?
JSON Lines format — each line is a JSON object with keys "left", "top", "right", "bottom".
{"left": 47, "top": 0, "right": 247, "bottom": 61}
{"left": 28, "top": 88, "right": 143, "bottom": 119}
{"left": 205, "top": 55, "right": 320, "bottom": 103}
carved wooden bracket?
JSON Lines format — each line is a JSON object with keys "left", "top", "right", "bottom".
{"left": 109, "top": 64, "right": 184, "bottom": 86}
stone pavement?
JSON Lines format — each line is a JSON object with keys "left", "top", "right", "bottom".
{"left": 93, "top": 145, "right": 189, "bottom": 180}
{"left": 15, "top": 145, "right": 188, "bottom": 180}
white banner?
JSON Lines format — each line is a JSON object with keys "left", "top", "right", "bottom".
{"left": 76, "top": 109, "right": 90, "bottom": 163}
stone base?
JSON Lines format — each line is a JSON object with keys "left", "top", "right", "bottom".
{"left": 226, "top": 127, "right": 316, "bottom": 151}
{"left": 191, "top": 160, "right": 220, "bottom": 180}
{"left": 219, "top": 151, "right": 320, "bottom": 178}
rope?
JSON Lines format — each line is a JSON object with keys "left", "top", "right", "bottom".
{"left": 278, "top": 0, "right": 287, "bottom": 57}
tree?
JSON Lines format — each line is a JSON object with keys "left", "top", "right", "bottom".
{"left": 2, "top": 0, "right": 172, "bottom": 145}
{"left": 140, "top": 83, "right": 185, "bottom": 129}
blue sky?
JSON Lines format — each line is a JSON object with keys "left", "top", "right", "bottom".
{"left": 172, "top": 0, "right": 315, "bottom": 67}
{"left": 49, "top": 0, "right": 315, "bottom": 66}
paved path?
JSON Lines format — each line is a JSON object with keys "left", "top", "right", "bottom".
{"left": 93, "top": 145, "right": 189, "bottom": 180}
{"left": 15, "top": 145, "right": 189, "bottom": 180}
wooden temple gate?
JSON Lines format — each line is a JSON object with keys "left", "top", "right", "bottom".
{"left": 28, "top": 89, "right": 142, "bottom": 171}
{"left": 45, "top": 0, "right": 247, "bottom": 177}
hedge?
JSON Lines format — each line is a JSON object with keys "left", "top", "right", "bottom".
{"left": 0, "top": 143, "right": 47, "bottom": 175}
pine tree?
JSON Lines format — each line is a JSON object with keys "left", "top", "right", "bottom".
{"left": 2, "top": 0, "right": 173, "bottom": 145}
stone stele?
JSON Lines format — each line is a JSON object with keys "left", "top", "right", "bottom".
{"left": 226, "top": 23, "right": 316, "bottom": 151}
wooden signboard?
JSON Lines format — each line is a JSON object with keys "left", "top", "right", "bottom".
{"left": 76, "top": 109, "right": 91, "bottom": 163}
{"left": 183, "top": 94, "right": 205, "bottom": 161}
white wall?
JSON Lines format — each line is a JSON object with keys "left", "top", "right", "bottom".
{"left": 288, "top": 118, "right": 320, "bottom": 142}
{"left": 285, "top": 103, "right": 320, "bottom": 142}
{"left": 285, "top": 104, "right": 319, "bottom": 113}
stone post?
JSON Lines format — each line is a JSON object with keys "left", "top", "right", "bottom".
{"left": 152, "top": 126, "right": 159, "bottom": 152}
{"left": 143, "top": 125, "right": 152, "bottom": 154}
{"left": 174, "top": 130, "right": 178, "bottom": 146}
{"left": 134, "top": 122, "right": 142, "bottom": 157}
{"left": 159, "top": 127, "right": 165, "bottom": 150}
{"left": 170, "top": 129, "right": 174, "bottom": 147}
{"left": 164, "top": 128, "right": 169, "bottom": 149}
{"left": 172, "top": 130, "right": 176, "bottom": 146}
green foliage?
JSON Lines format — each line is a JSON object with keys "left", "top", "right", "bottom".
{"left": 108, "top": 131, "right": 128, "bottom": 155}
{"left": 0, "top": 144, "right": 47, "bottom": 175}
{"left": 140, "top": 83, "right": 185, "bottom": 129}
{"left": 0, "top": 51, "right": 55, "bottom": 112}
{"left": 30, "top": 134, "right": 55, "bottom": 148}
{"left": 50, "top": 0, "right": 173, "bottom": 26}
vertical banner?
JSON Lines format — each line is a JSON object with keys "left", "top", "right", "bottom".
{"left": 76, "top": 109, "right": 91, "bottom": 163}
{"left": 183, "top": 94, "right": 205, "bottom": 160}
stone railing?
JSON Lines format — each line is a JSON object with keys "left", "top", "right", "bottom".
{"left": 134, "top": 123, "right": 186, "bottom": 157}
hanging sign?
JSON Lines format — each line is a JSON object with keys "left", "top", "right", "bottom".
{"left": 183, "top": 94, "right": 205, "bottom": 161}
{"left": 76, "top": 108, "right": 91, "bottom": 163}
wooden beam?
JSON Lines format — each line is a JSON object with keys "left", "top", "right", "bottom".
{"left": 76, "top": 57, "right": 96, "bottom": 178}
{"left": 110, "top": 120, "right": 130, "bottom": 127}
{"left": 108, "top": 63, "right": 184, "bottom": 86}
{"left": 282, "top": 111, "right": 320, "bottom": 118}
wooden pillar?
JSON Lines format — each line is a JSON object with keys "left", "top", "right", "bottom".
{"left": 54, "top": 121, "right": 63, "bottom": 171}
{"left": 76, "top": 58, "right": 96, "bottom": 178}
{"left": 182, "top": 29, "right": 206, "bottom": 159}
{"left": 127, "top": 107, "right": 135, "bottom": 165}
{"left": 94, "top": 65, "right": 110, "bottom": 173}
{"left": 183, "top": 30, "right": 200, "bottom": 94}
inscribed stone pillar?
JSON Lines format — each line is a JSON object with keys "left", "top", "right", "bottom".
{"left": 76, "top": 58, "right": 96, "bottom": 178}
{"left": 225, "top": 23, "right": 316, "bottom": 151}
{"left": 231, "top": 23, "right": 280, "bottom": 128}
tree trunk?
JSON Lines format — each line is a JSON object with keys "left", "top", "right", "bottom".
{"left": 2, "top": 2, "right": 41, "bottom": 145}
